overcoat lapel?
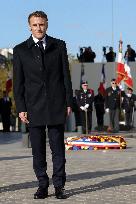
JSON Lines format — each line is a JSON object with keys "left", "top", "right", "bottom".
{"left": 27, "top": 36, "right": 43, "bottom": 68}
{"left": 45, "top": 35, "right": 56, "bottom": 53}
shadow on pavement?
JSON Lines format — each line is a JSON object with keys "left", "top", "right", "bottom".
{"left": 67, "top": 174, "right": 136, "bottom": 197}
{"left": 0, "top": 181, "right": 38, "bottom": 193}
{"left": 0, "top": 155, "right": 32, "bottom": 161}
{"left": 0, "top": 132, "right": 22, "bottom": 145}
{"left": 0, "top": 168, "right": 136, "bottom": 194}
{"left": 66, "top": 168, "right": 136, "bottom": 182}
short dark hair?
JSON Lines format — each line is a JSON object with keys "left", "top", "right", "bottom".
{"left": 28, "top": 11, "right": 48, "bottom": 23}
{"left": 82, "top": 80, "right": 88, "bottom": 85}
{"left": 127, "top": 87, "right": 133, "bottom": 91}
{"left": 111, "top": 78, "right": 116, "bottom": 82}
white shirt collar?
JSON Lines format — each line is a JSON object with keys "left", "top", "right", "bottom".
{"left": 32, "top": 35, "right": 46, "bottom": 43}
{"left": 32, "top": 35, "right": 46, "bottom": 49}
{"left": 112, "top": 87, "right": 116, "bottom": 90}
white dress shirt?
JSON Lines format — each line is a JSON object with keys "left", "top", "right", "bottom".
{"left": 32, "top": 35, "right": 46, "bottom": 50}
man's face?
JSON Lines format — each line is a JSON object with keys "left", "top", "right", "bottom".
{"left": 82, "top": 84, "right": 88, "bottom": 90}
{"left": 29, "top": 16, "right": 48, "bottom": 40}
{"left": 127, "top": 89, "right": 132, "bottom": 94}
{"left": 111, "top": 81, "right": 117, "bottom": 88}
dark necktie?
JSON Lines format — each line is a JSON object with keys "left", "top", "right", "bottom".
{"left": 37, "top": 41, "right": 44, "bottom": 52}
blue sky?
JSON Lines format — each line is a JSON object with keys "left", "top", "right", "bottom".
{"left": 1, "top": 0, "right": 136, "bottom": 61}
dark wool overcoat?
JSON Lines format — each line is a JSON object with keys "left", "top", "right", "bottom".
{"left": 13, "top": 35, "right": 73, "bottom": 127}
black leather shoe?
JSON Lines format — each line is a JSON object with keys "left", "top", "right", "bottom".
{"left": 55, "top": 187, "right": 67, "bottom": 199}
{"left": 34, "top": 187, "right": 48, "bottom": 199}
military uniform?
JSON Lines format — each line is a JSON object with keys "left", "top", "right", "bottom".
{"left": 105, "top": 86, "right": 121, "bottom": 132}
{"left": 122, "top": 93, "right": 136, "bottom": 129}
{"left": 77, "top": 88, "right": 94, "bottom": 133}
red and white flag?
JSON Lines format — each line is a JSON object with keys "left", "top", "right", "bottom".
{"left": 124, "top": 61, "right": 133, "bottom": 89}
{"left": 116, "top": 39, "right": 133, "bottom": 89}
{"left": 116, "top": 40, "right": 126, "bottom": 85}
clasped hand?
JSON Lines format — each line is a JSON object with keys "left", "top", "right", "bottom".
{"left": 80, "top": 104, "right": 89, "bottom": 111}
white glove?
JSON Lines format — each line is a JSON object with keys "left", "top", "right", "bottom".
{"left": 80, "top": 106, "right": 85, "bottom": 111}
{"left": 105, "top": 108, "right": 109, "bottom": 113}
{"left": 123, "top": 109, "right": 125, "bottom": 113}
{"left": 84, "top": 104, "right": 89, "bottom": 109}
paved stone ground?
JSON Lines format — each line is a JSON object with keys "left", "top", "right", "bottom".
{"left": 0, "top": 132, "right": 136, "bottom": 204}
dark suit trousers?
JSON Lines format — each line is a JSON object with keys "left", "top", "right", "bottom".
{"left": 96, "top": 109, "right": 104, "bottom": 127}
{"left": 109, "top": 109, "right": 119, "bottom": 131}
{"left": 125, "top": 111, "right": 133, "bottom": 127}
{"left": 29, "top": 124, "right": 66, "bottom": 188}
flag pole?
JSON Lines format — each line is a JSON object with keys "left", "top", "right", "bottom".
{"left": 118, "top": 36, "right": 125, "bottom": 123}
{"left": 111, "top": 0, "right": 114, "bottom": 47}
{"left": 111, "top": 0, "right": 116, "bottom": 78}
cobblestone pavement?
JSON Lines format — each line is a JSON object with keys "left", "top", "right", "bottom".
{"left": 0, "top": 132, "right": 136, "bottom": 204}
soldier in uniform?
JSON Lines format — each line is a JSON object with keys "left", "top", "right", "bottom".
{"left": 122, "top": 87, "right": 136, "bottom": 130}
{"left": 77, "top": 81, "right": 94, "bottom": 134}
{"left": 94, "top": 88, "right": 105, "bottom": 131}
{"left": 105, "top": 79, "right": 121, "bottom": 133}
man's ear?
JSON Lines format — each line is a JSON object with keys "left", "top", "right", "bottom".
{"left": 46, "top": 21, "right": 48, "bottom": 30}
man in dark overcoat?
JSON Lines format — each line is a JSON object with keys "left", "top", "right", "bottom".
{"left": 105, "top": 79, "right": 121, "bottom": 133}
{"left": 13, "top": 11, "right": 73, "bottom": 199}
